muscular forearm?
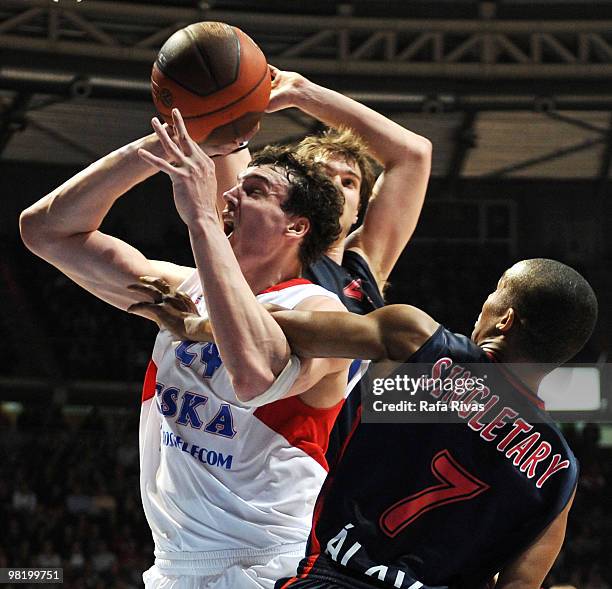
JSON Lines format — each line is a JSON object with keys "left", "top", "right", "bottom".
{"left": 169, "top": 308, "right": 381, "bottom": 361}
{"left": 271, "top": 309, "right": 387, "bottom": 360}
{"left": 188, "top": 220, "right": 290, "bottom": 399}
{"left": 20, "top": 133, "right": 167, "bottom": 249}
{"left": 154, "top": 302, "right": 434, "bottom": 365}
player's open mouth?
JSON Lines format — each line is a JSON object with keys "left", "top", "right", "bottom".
{"left": 222, "top": 199, "right": 239, "bottom": 231}
{"left": 222, "top": 210, "right": 234, "bottom": 227}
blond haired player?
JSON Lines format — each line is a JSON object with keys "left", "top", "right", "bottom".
{"left": 216, "top": 67, "right": 432, "bottom": 461}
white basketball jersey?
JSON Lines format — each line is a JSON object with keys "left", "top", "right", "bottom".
{"left": 139, "top": 272, "right": 344, "bottom": 562}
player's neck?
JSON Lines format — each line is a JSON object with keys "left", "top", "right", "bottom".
{"left": 480, "top": 339, "right": 547, "bottom": 393}
{"left": 324, "top": 240, "right": 345, "bottom": 265}
{"left": 238, "top": 252, "right": 303, "bottom": 295}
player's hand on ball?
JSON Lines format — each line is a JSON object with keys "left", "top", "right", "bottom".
{"left": 266, "top": 66, "right": 307, "bottom": 113}
{"left": 138, "top": 109, "right": 218, "bottom": 226}
{"left": 127, "top": 276, "right": 212, "bottom": 341}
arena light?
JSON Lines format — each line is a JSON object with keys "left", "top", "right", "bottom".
{"left": 539, "top": 367, "right": 601, "bottom": 411}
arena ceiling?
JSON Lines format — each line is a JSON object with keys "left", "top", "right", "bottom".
{"left": 1, "top": 0, "right": 612, "bottom": 180}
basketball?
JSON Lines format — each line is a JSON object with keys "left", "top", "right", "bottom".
{"left": 151, "top": 21, "right": 271, "bottom": 144}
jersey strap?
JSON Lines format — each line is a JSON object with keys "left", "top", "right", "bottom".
{"left": 239, "top": 355, "right": 302, "bottom": 408}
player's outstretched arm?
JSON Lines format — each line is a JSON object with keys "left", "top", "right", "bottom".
{"left": 135, "top": 294, "right": 438, "bottom": 365}
{"left": 267, "top": 67, "right": 432, "bottom": 287}
{"left": 19, "top": 128, "right": 192, "bottom": 311}
{"left": 272, "top": 304, "right": 439, "bottom": 362}
{"left": 495, "top": 492, "right": 575, "bottom": 589}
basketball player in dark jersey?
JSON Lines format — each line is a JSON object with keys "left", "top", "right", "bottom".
{"left": 254, "top": 258, "right": 595, "bottom": 589}
{"left": 220, "top": 66, "right": 432, "bottom": 313}
{"left": 218, "top": 67, "right": 431, "bottom": 315}
{"left": 216, "top": 67, "right": 431, "bottom": 466}
{"left": 233, "top": 67, "right": 431, "bottom": 464}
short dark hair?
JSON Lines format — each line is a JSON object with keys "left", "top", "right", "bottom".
{"left": 500, "top": 259, "right": 598, "bottom": 364}
{"left": 295, "top": 127, "right": 378, "bottom": 214}
{"left": 249, "top": 146, "right": 343, "bottom": 267}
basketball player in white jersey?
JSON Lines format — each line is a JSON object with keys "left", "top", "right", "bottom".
{"left": 20, "top": 109, "right": 353, "bottom": 588}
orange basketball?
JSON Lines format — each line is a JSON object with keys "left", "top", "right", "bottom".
{"left": 151, "top": 22, "right": 271, "bottom": 144}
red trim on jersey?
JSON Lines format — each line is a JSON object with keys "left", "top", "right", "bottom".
{"left": 279, "top": 555, "right": 319, "bottom": 588}
{"left": 486, "top": 352, "right": 545, "bottom": 409}
{"left": 258, "top": 278, "right": 312, "bottom": 294}
{"left": 253, "top": 395, "right": 343, "bottom": 471}
{"left": 309, "top": 404, "right": 363, "bottom": 555}
{"left": 141, "top": 359, "right": 158, "bottom": 403}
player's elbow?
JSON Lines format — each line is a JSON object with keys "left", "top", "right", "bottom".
{"left": 387, "top": 134, "right": 432, "bottom": 170}
{"left": 404, "top": 135, "right": 432, "bottom": 165}
{"left": 19, "top": 205, "right": 50, "bottom": 255}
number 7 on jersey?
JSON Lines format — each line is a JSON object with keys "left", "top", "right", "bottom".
{"left": 380, "top": 449, "right": 490, "bottom": 538}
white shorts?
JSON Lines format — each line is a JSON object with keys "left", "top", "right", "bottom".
{"left": 142, "top": 544, "right": 306, "bottom": 589}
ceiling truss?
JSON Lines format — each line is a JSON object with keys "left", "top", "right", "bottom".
{"left": 1, "top": 1, "right": 611, "bottom": 180}
{"left": 1, "top": 0, "right": 612, "bottom": 80}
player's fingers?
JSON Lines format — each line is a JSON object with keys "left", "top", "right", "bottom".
{"left": 171, "top": 109, "right": 194, "bottom": 155}
{"left": 138, "top": 148, "right": 179, "bottom": 176}
{"left": 126, "top": 301, "right": 162, "bottom": 324}
{"left": 128, "top": 302, "right": 188, "bottom": 339}
{"left": 152, "top": 117, "right": 185, "bottom": 162}
{"left": 171, "top": 109, "right": 215, "bottom": 171}
{"left": 139, "top": 276, "right": 172, "bottom": 295}
{"left": 268, "top": 64, "right": 280, "bottom": 81}
{"left": 166, "top": 124, "right": 179, "bottom": 144}
{"left": 126, "top": 283, "right": 163, "bottom": 303}
{"left": 127, "top": 301, "right": 153, "bottom": 313}
{"left": 170, "top": 109, "right": 193, "bottom": 156}
{"left": 174, "top": 290, "right": 199, "bottom": 313}
{"left": 160, "top": 295, "right": 194, "bottom": 314}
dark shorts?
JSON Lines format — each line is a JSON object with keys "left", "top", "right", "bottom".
{"left": 275, "top": 575, "right": 377, "bottom": 589}
{"left": 275, "top": 556, "right": 382, "bottom": 589}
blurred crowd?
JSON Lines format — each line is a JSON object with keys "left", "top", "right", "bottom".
{"left": 0, "top": 407, "right": 151, "bottom": 589}
{"left": 546, "top": 423, "right": 612, "bottom": 589}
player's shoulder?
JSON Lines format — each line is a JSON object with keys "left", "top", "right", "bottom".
{"left": 343, "top": 246, "right": 379, "bottom": 284}
{"left": 294, "top": 294, "right": 346, "bottom": 312}
{"left": 257, "top": 278, "right": 342, "bottom": 310}
{"left": 408, "top": 321, "right": 487, "bottom": 364}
